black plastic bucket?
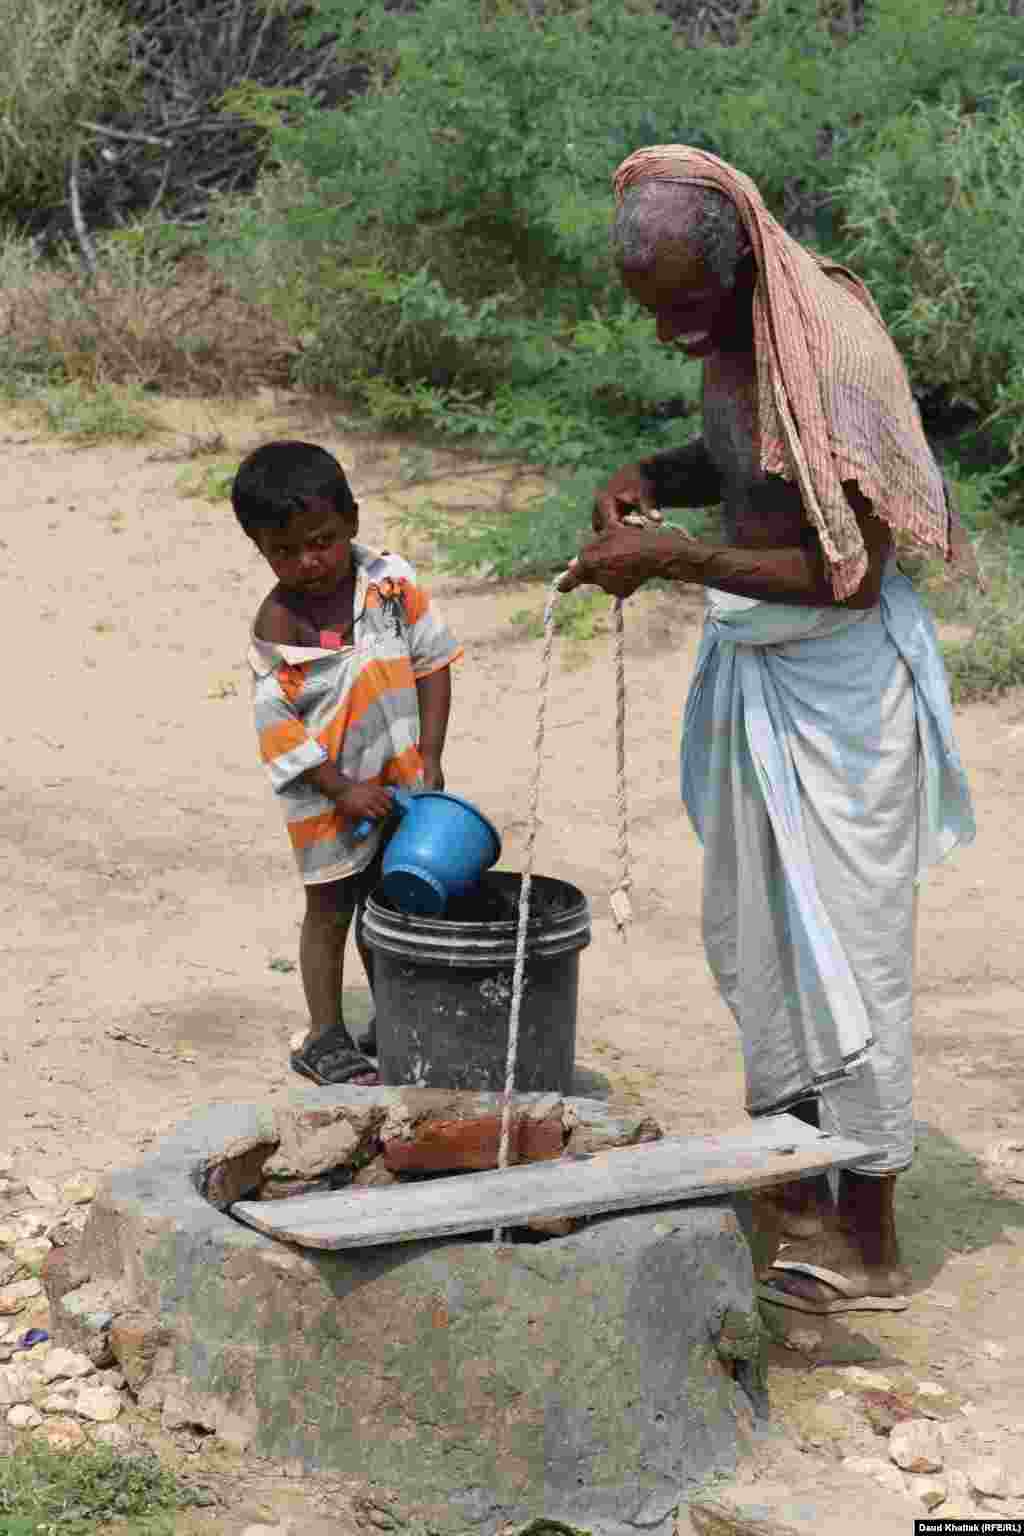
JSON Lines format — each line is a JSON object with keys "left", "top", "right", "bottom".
{"left": 362, "top": 872, "right": 591, "bottom": 1093}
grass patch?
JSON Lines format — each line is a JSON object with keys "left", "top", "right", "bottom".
{"left": 0, "top": 1441, "right": 183, "bottom": 1535}
{"left": 36, "top": 382, "right": 154, "bottom": 442}
{"left": 176, "top": 458, "right": 239, "bottom": 502}
{"left": 511, "top": 588, "right": 613, "bottom": 643}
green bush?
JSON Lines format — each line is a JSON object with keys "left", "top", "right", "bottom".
{"left": 0, "top": 1441, "right": 181, "bottom": 1534}
{"left": 0, "top": 0, "right": 135, "bottom": 224}
{"left": 839, "top": 84, "right": 1024, "bottom": 496}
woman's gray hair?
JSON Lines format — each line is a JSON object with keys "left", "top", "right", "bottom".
{"left": 611, "top": 181, "right": 746, "bottom": 288}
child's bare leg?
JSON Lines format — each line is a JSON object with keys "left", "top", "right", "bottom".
{"left": 297, "top": 881, "right": 377, "bottom": 1085}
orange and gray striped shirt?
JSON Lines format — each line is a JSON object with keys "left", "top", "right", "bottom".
{"left": 248, "top": 544, "right": 462, "bottom": 885}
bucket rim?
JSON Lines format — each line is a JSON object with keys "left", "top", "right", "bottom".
{"left": 404, "top": 790, "right": 501, "bottom": 860}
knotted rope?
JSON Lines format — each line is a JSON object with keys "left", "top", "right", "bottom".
{"left": 493, "top": 585, "right": 632, "bottom": 1241}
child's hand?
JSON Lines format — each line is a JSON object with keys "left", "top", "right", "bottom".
{"left": 337, "top": 783, "right": 395, "bottom": 823}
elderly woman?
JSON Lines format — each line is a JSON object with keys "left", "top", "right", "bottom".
{"left": 562, "top": 147, "right": 976, "bottom": 1314}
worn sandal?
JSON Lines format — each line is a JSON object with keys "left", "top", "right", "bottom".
{"left": 290, "top": 1024, "right": 379, "bottom": 1086}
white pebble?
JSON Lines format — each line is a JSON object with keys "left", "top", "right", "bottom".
{"left": 7, "top": 1404, "right": 42, "bottom": 1429}
{"left": 75, "top": 1386, "right": 122, "bottom": 1423}
{"left": 42, "top": 1348, "right": 95, "bottom": 1382}
{"left": 917, "top": 1381, "right": 947, "bottom": 1397}
{"left": 889, "top": 1420, "right": 944, "bottom": 1474}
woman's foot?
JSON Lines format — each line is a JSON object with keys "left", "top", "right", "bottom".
{"left": 290, "top": 1024, "right": 379, "bottom": 1087}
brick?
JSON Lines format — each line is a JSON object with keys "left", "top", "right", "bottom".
{"left": 382, "top": 1113, "right": 563, "bottom": 1174}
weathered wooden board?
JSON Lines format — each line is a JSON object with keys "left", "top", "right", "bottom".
{"left": 232, "top": 1113, "right": 876, "bottom": 1251}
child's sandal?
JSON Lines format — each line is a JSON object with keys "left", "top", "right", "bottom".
{"left": 290, "top": 1024, "right": 379, "bottom": 1086}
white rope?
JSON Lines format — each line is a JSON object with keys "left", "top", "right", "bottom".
{"left": 493, "top": 577, "right": 633, "bottom": 1241}
{"left": 493, "top": 581, "right": 559, "bottom": 1242}
{"left": 609, "top": 596, "right": 633, "bottom": 935}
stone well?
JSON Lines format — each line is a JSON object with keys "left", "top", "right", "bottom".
{"left": 43, "top": 1086, "right": 767, "bottom": 1536}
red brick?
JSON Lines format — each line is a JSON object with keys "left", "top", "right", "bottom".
{"left": 382, "top": 1114, "right": 563, "bottom": 1174}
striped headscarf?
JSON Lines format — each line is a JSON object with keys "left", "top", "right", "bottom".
{"left": 613, "top": 146, "right": 972, "bottom": 597}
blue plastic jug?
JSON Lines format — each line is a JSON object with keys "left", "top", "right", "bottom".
{"left": 354, "top": 788, "right": 501, "bottom": 916}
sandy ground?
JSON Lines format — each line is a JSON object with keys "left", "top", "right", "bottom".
{"left": 2, "top": 391, "right": 1024, "bottom": 1528}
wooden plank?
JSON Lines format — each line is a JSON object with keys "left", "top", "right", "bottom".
{"left": 232, "top": 1114, "right": 877, "bottom": 1251}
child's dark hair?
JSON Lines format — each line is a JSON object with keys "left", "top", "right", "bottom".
{"left": 231, "top": 440, "right": 357, "bottom": 541}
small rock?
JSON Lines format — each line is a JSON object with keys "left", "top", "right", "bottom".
{"left": 837, "top": 1367, "right": 894, "bottom": 1390}
{"left": 36, "top": 1415, "right": 86, "bottom": 1450}
{"left": 826, "top": 1388, "right": 846, "bottom": 1402}
{"left": 961, "top": 1401, "right": 978, "bottom": 1416}
{"left": 0, "top": 1155, "right": 14, "bottom": 1179}
{"left": 780, "top": 1325, "right": 822, "bottom": 1356}
{"left": 0, "top": 1279, "right": 43, "bottom": 1314}
{"left": 75, "top": 1386, "right": 122, "bottom": 1423}
{"left": 7, "top": 1404, "right": 42, "bottom": 1429}
{"left": 42, "top": 1348, "right": 95, "bottom": 1382}
{"left": 842, "top": 1455, "right": 907, "bottom": 1498}
{"left": 917, "top": 1381, "right": 947, "bottom": 1397}
{"left": 968, "top": 1458, "right": 1013, "bottom": 1499}
{"left": 41, "top": 1393, "right": 77, "bottom": 1414}
{"left": 980, "top": 1340, "right": 1006, "bottom": 1361}
{"left": 906, "top": 1475, "right": 947, "bottom": 1511}
{"left": 889, "top": 1419, "right": 944, "bottom": 1473}
{"left": 61, "top": 1178, "right": 96, "bottom": 1206}
{"left": 0, "top": 1365, "right": 34, "bottom": 1406}
{"left": 93, "top": 1422, "right": 133, "bottom": 1450}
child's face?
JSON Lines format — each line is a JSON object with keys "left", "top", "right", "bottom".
{"left": 255, "top": 496, "right": 357, "bottom": 597}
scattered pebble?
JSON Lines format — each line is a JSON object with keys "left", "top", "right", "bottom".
{"left": 827, "top": 1388, "right": 846, "bottom": 1402}
{"left": 917, "top": 1382, "right": 947, "bottom": 1397}
{"left": 781, "top": 1326, "right": 822, "bottom": 1355}
{"left": 42, "top": 1348, "right": 95, "bottom": 1383}
{"left": 980, "top": 1341, "right": 1007, "bottom": 1361}
{"left": 76, "top": 1386, "right": 122, "bottom": 1423}
{"left": 0, "top": 1279, "right": 43, "bottom": 1315}
{"left": 61, "top": 1178, "right": 96, "bottom": 1206}
{"left": 906, "top": 1474, "right": 947, "bottom": 1511}
{"left": 6, "top": 1404, "right": 42, "bottom": 1430}
{"left": 889, "top": 1419, "right": 944, "bottom": 1474}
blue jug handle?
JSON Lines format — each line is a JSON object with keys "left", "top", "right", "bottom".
{"left": 352, "top": 785, "right": 415, "bottom": 842}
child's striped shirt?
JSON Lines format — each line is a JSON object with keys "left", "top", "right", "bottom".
{"left": 249, "top": 544, "right": 462, "bottom": 885}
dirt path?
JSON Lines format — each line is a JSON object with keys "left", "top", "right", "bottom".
{"left": 2, "top": 393, "right": 1024, "bottom": 1527}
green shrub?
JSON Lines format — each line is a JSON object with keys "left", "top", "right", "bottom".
{"left": 0, "top": 1441, "right": 181, "bottom": 1534}
{"left": 0, "top": 0, "right": 135, "bottom": 224}
{"left": 839, "top": 84, "right": 1024, "bottom": 494}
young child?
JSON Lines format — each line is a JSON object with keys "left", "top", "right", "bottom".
{"left": 233, "top": 440, "right": 462, "bottom": 1086}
